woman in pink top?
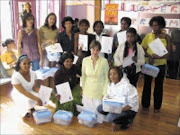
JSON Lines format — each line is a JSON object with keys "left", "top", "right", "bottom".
{"left": 18, "top": 13, "right": 43, "bottom": 71}
{"left": 114, "top": 28, "right": 145, "bottom": 87}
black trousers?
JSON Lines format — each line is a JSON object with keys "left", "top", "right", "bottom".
{"left": 127, "top": 72, "right": 140, "bottom": 87}
{"left": 97, "top": 104, "right": 136, "bottom": 125}
{"left": 142, "top": 65, "right": 166, "bottom": 110}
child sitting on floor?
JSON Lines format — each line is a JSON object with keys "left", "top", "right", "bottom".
{"left": 97, "top": 67, "right": 139, "bottom": 132}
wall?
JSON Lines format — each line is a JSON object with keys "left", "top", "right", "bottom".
{"left": 66, "top": 0, "right": 95, "bottom": 33}
{"left": 101, "top": 0, "right": 180, "bottom": 37}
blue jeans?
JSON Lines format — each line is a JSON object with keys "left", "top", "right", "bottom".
{"left": 97, "top": 104, "right": 136, "bottom": 125}
{"left": 31, "top": 59, "right": 40, "bottom": 71}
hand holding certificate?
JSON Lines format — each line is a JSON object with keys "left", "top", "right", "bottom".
{"left": 149, "top": 38, "right": 168, "bottom": 57}
{"left": 123, "top": 51, "right": 135, "bottom": 68}
{"left": 45, "top": 43, "right": 63, "bottom": 53}
{"left": 56, "top": 82, "right": 73, "bottom": 104}
{"left": 38, "top": 85, "right": 53, "bottom": 106}
{"left": 101, "top": 36, "right": 113, "bottom": 54}
{"left": 78, "top": 34, "right": 88, "bottom": 51}
{"left": 117, "top": 31, "right": 126, "bottom": 47}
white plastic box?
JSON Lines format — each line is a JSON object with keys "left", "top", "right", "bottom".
{"left": 77, "top": 111, "right": 97, "bottom": 128}
{"left": 103, "top": 101, "right": 124, "bottom": 114}
{"left": 33, "top": 109, "right": 52, "bottom": 124}
{"left": 141, "top": 64, "right": 160, "bottom": 77}
{"left": 53, "top": 110, "right": 73, "bottom": 126}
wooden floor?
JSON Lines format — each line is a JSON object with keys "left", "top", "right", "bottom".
{"left": 0, "top": 77, "right": 180, "bottom": 135}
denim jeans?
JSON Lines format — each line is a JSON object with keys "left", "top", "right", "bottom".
{"left": 31, "top": 59, "right": 40, "bottom": 71}
{"left": 97, "top": 104, "right": 136, "bottom": 125}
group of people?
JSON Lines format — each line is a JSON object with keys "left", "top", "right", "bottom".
{"left": 0, "top": 12, "right": 172, "bottom": 132}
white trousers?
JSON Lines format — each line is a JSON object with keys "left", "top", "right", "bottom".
{"left": 11, "top": 89, "right": 38, "bottom": 116}
{"left": 82, "top": 96, "right": 104, "bottom": 123}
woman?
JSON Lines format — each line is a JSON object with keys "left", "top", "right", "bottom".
{"left": 113, "top": 17, "right": 142, "bottom": 49}
{"left": 74, "top": 19, "right": 96, "bottom": 67}
{"left": 110, "top": 17, "right": 142, "bottom": 65}
{"left": 82, "top": 40, "right": 109, "bottom": 122}
{"left": 18, "top": 13, "right": 43, "bottom": 71}
{"left": 97, "top": 67, "right": 139, "bottom": 131}
{"left": 1, "top": 39, "right": 17, "bottom": 76}
{"left": 51, "top": 52, "right": 81, "bottom": 114}
{"left": 39, "top": 13, "right": 59, "bottom": 67}
{"left": 57, "top": 16, "right": 74, "bottom": 53}
{"left": 93, "top": 20, "right": 109, "bottom": 58}
{"left": 141, "top": 16, "right": 171, "bottom": 113}
{"left": 114, "top": 28, "right": 145, "bottom": 87}
{"left": 11, "top": 55, "right": 42, "bottom": 118}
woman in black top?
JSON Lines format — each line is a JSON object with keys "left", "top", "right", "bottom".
{"left": 51, "top": 52, "right": 81, "bottom": 114}
{"left": 57, "top": 16, "right": 74, "bottom": 53}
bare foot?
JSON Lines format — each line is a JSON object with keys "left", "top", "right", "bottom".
{"left": 111, "top": 123, "right": 120, "bottom": 132}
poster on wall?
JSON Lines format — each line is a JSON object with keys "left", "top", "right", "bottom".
{"left": 105, "top": 4, "right": 119, "bottom": 25}
{"left": 18, "top": 2, "right": 32, "bottom": 26}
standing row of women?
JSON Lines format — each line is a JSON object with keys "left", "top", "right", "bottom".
{"left": 4, "top": 13, "right": 172, "bottom": 132}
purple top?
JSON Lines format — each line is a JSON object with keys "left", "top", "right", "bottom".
{"left": 21, "top": 29, "right": 40, "bottom": 61}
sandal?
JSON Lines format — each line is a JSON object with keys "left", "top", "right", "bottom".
{"left": 24, "top": 112, "right": 32, "bottom": 118}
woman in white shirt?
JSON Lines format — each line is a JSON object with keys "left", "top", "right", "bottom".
{"left": 97, "top": 67, "right": 139, "bottom": 132}
{"left": 11, "top": 55, "right": 42, "bottom": 118}
{"left": 114, "top": 28, "right": 145, "bottom": 87}
{"left": 93, "top": 21, "right": 109, "bottom": 58}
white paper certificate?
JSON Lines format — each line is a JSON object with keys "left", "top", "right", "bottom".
{"left": 100, "top": 36, "right": 113, "bottom": 54}
{"left": 123, "top": 52, "right": 135, "bottom": 68}
{"left": 38, "top": 85, "right": 52, "bottom": 105}
{"left": 78, "top": 34, "right": 88, "bottom": 51}
{"left": 73, "top": 55, "right": 79, "bottom": 64}
{"left": 117, "top": 31, "right": 126, "bottom": 47}
{"left": 149, "top": 38, "right": 168, "bottom": 57}
{"left": 56, "top": 82, "right": 73, "bottom": 104}
{"left": 45, "top": 43, "right": 63, "bottom": 53}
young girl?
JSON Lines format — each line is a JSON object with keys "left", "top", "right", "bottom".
{"left": 97, "top": 67, "right": 139, "bottom": 132}
{"left": 74, "top": 19, "right": 95, "bottom": 67}
{"left": 1, "top": 39, "right": 17, "bottom": 76}
{"left": 18, "top": 13, "right": 43, "bottom": 71}
{"left": 114, "top": 28, "right": 145, "bottom": 87}
{"left": 11, "top": 55, "right": 42, "bottom": 118}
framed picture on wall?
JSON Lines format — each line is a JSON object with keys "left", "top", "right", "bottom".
{"left": 105, "top": 4, "right": 118, "bottom": 25}
{"left": 18, "top": 2, "right": 32, "bottom": 26}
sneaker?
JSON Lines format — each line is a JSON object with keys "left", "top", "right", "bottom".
{"left": 142, "top": 107, "right": 149, "bottom": 112}
{"left": 154, "top": 109, "right": 160, "bottom": 113}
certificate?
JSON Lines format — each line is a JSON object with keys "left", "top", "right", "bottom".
{"left": 56, "top": 82, "right": 73, "bottom": 104}
{"left": 73, "top": 55, "right": 79, "bottom": 64}
{"left": 123, "top": 52, "right": 135, "bottom": 68}
{"left": 38, "top": 85, "right": 52, "bottom": 106}
{"left": 149, "top": 38, "right": 168, "bottom": 57}
{"left": 101, "top": 36, "right": 113, "bottom": 54}
{"left": 117, "top": 31, "right": 126, "bottom": 47}
{"left": 45, "top": 43, "right": 63, "bottom": 53}
{"left": 78, "top": 34, "right": 88, "bottom": 51}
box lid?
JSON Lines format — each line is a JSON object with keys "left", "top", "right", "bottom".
{"left": 53, "top": 110, "right": 73, "bottom": 121}
{"left": 78, "top": 111, "right": 97, "bottom": 122}
{"left": 33, "top": 109, "right": 52, "bottom": 119}
{"left": 103, "top": 101, "right": 124, "bottom": 106}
